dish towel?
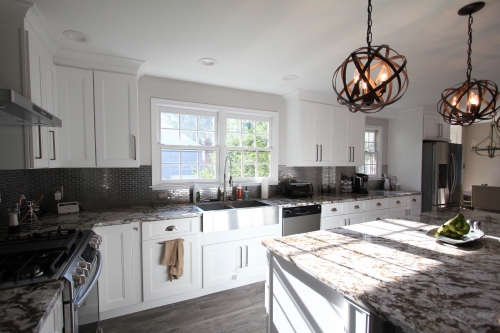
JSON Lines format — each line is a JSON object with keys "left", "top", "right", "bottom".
{"left": 161, "top": 238, "right": 184, "bottom": 281}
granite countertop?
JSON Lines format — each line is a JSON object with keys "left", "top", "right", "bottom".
{"left": 0, "top": 280, "right": 64, "bottom": 333}
{"left": 262, "top": 209, "right": 500, "bottom": 333}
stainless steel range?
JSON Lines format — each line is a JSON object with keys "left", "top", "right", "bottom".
{"left": 0, "top": 227, "right": 102, "bottom": 333}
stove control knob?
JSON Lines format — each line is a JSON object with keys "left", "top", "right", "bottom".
{"left": 76, "top": 267, "right": 89, "bottom": 277}
{"left": 78, "top": 261, "right": 91, "bottom": 270}
{"left": 89, "top": 241, "right": 99, "bottom": 249}
{"left": 72, "top": 274, "right": 85, "bottom": 287}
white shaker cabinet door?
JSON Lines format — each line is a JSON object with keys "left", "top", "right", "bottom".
{"left": 96, "top": 223, "right": 138, "bottom": 312}
{"left": 142, "top": 234, "right": 201, "bottom": 302}
{"left": 57, "top": 66, "right": 96, "bottom": 167}
{"left": 94, "top": 71, "right": 139, "bottom": 167}
{"left": 243, "top": 235, "right": 273, "bottom": 279}
{"left": 203, "top": 240, "right": 245, "bottom": 288}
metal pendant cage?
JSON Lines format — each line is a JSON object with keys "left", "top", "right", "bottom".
{"left": 437, "top": 79, "right": 498, "bottom": 126}
{"left": 332, "top": 44, "right": 408, "bottom": 113}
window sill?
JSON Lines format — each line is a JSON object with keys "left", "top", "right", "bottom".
{"left": 150, "top": 180, "right": 279, "bottom": 191}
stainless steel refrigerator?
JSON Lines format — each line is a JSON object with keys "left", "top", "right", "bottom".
{"left": 421, "top": 142, "right": 462, "bottom": 212}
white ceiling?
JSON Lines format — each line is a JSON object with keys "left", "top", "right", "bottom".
{"left": 29, "top": 0, "right": 500, "bottom": 110}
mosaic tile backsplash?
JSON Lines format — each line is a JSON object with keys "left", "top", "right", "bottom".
{"left": 0, "top": 165, "right": 388, "bottom": 225}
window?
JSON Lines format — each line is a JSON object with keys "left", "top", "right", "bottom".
{"left": 358, "top": 126, "right": 382, "bottom": 177}
{"left": 226, "top": 117, "right": 272, "bottom": 178}
{"left": 151, "top": 99, "right": 278, "bottom": 188}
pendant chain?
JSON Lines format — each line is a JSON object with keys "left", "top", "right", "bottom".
{"left": 466, "top": 14, "right": 473, "bottom": 82}
{"left": 366, "top": 0, "right": 372, "bottom": 49}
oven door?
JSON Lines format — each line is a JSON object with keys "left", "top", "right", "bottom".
{"left": 74, "top": 251, "right": 102, "bottom": 333}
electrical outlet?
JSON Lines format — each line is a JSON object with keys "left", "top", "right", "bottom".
{"left": 54, "top": 186, "right": 63, "bottom": 198}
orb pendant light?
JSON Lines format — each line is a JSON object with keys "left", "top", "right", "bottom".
{"left": 332, "top": 0, "right": 408, "bottom": 113}
{"left": 437, "top": 2, "right": 498, "bottom": 127}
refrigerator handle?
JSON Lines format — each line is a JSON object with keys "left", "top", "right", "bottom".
{"left": 450, "top": 152, "right": 457, "bottom": 197}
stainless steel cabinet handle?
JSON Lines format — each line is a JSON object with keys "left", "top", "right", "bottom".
{"left": 165, "top": 226, "right": 178, "bottom": 231}
{"left": 354, "top": 205, "right": 359, "bottom": 209}
{"left": 352, "top": 147, "right": 355, "bottom": 162}
{"left": 320, "top": 144, "right": 323, "bottom": 161}
{"left": 331, "top": 208, "right": 337, "bottom": 212}
{"left": 316, "top": 145, "right": 319, "bottom": 162}
{"left": 412, "top": 198, "right": 417, "bottom": 202}
{"left": 133, "top": 227, "right": 138, "bottom": 231}
{"left": 133, "top": 135, "right": 137, "bottom": 160}
{"left": 49, "top": 130, "right": 56, "bottom": 160}
{"left": 349, "top": 146, "right": 352, "bottom": 162}
{"left": 240, "top": 246, "right": 243, "bottom": 268}
{"left": 376, "top": 202, "right": 381, "bottom": 206}
{"left": 348, "top": 219, "right": 351, "bottom": 225}
{"left": 245, "top": 245, "right": 249, "bottom": 267}
{"left": 376, "top": 217, "right": 381, "bottom": 221}
{"left": 396, "top": 200, "right": 401, "bottom": 204}
{"left": 35, "top": 126, "right": 42, "bottom": 159}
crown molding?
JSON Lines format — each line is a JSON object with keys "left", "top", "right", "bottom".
{"left": 25, "top": 5, "right": 58, "bottom": 55}
{"left": 54, "top": 48, "right": 146, "bottom": 77}
{"left": 0, "top": 1, "right": 31, "bottom": 27}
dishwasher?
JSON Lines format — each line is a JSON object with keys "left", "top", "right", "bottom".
{"left": 282, "top": 205, "right": 322, "bottom": 236}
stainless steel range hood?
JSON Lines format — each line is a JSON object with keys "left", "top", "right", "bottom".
{"left": 0, "top": 88, "right": 62, "bottom": 127}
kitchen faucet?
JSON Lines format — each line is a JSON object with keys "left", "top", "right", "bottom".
{"left": 223, "top": 155, "right": 233, "bottom": 201}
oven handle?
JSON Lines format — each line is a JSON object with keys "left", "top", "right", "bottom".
{"left": 75, "top": 250, "right": 102, "bottom": 309}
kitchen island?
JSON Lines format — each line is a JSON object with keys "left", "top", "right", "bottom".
{"left": 263, "top": 209, "right": 500, "bottom": 333}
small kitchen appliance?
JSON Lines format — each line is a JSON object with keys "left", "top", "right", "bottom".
{"left": 283, "top": 182, "right": 314, "bottom": 198}
{"left": 352, "top": 173, "right": 369, "bottom": 194}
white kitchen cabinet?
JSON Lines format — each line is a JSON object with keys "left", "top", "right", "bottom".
{"left": 39, "top": 293, "right": 63, "bottom": 333}
{"left": 321, "top": 216, "right": 346, "bottom": 230}
{"left": 142, "top": 234, "right": 201, "bottom": 302}
{"left": 57, "top": 66, "right": 139, "bottom": 168}
{"left": 364, "top": 209, "right": 390, "bottom": 222}
{"left": 203, "top": 235, "right": 273, "bottom": 288}
{"left": 423, "top": 113, "right": 450, "bottom": 141}
{"left": 95, "top": 222, "right": 141, "bottom": 312}
{"left": 335, "top": 108, "right": 365, "bottom": 166}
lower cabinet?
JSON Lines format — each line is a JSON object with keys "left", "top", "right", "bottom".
{"left": 94, "top": 222, "right": 141, "bottom": 312}
{"left": 39, "top": 293, "right": 63, "bottom": 333}
{"left": 364, "top": 209, "right": 390, "bottom": 222}
{"left": 142, "top": 234, "right": 201, "bottom": 302}
{"left": 203, "top": 235, "right": 271, "bottom": 288}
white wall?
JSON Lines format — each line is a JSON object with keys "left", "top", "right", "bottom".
{"left": 462, "top": 122, "right": 500, "bottom": 190}
{"left": 366, "top": 117, "right": 389, "bottom": 165}
{"left": 388, "top": 109, "right": 423, "bottom": 191}
{"left": 138, "top": 76, "right": 286, "bottom": 165}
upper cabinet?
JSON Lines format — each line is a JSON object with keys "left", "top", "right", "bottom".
{"left": 423, "top": 112, "right": 450, "bottom": 142}
{"left": 283, "top": 91, "right": 365, "bottom": 167}
{"left": 57, "top": 66, "right": 140, "bottom": 168}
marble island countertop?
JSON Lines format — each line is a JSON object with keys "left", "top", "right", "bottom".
{"left": 263, "top": 209, "right": 500, "bottom": 333}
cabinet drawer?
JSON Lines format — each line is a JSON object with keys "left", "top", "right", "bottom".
{"left": 367, "top": 198, "right": 388, "bottom": 210}
{"left": 142, "top": 217, "right": 201, "bottom": 241}
{"left": 321, "top": 203, "right": 345, "bottom": 217}
{"left": 365, "top": 209, "right": 390, "bottom": 222}
{"left": 346, "top": 201, "right": 365, "bottom": 213}
{"left": 407, "top": 195, "right": 421, "bottom": 206}
{"left": 389, "top": 197, "right": 407, "bottom": 208}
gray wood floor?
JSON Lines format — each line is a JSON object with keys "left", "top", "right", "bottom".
{"left": 100, "top": 282, "right": 266, "bottom": 333}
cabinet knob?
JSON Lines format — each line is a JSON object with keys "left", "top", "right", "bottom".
{"left": 166, "top": 226, "right": 178, "bottom": 231}
{"left": 376, "top": 218, "right": 381, "bottom": 221}
{"left": 331, "top": 208, "right": 337, "bottom": 212}
{"left": 376, "top": 202, "right": 381, "bottom": 206}
{"left": 232, "top": 275, "right": 238, "bottom": 280}
{"left": 354, "top": 205, "right": 359, "bottom": 209}
{"left": 412, "top": 198, "right": 417, "bottom": 202}
{"left": 396, "top": 200, "right": 401, "bottom": 204}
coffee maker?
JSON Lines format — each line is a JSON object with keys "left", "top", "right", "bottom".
{"left": 352, "top": 173, "right": 369, "bottom": 194}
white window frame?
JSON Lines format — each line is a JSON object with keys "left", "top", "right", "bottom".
{"left": 358, "top": 125, "right": 383, "bottom": 179}
{"left": 151, "top": 98, "right": 279, "bottom": 189}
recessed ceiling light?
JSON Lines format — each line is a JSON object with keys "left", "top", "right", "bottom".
{"left": 282, "top": 75, "right": 298, "bottom": 81}
{"left": 199, "top": 58, "right": 217, "bottom": 66}
{"left": 63, "top": 30, "right": 90, "bottom": 43}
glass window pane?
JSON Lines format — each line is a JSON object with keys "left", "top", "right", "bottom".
{"left": 162, "top": 165, "right": 180, "bottom": 180}
{"left": 161, "top": 113, "right": 179, "bottom": 129}
{"left": 161, "top": 129, "right": 179, "bottom": 145}
{"left": 256, "top": 121, "right": 269, "bottom": 135}
{"left": 180, "top": 130, "right": 198, "bottom": 145}
{"left": 367, "top": 143, "right": 375, "bottom": 152}
{"left": 198, "top": 116, "right": 214, "bottom": 131}
{"left": 228, "top": 150, "right": 242, "bottom": 163}
{"left": 368, "top": 132, "right": 375, "bottom": 142}
{"left": 242, "top": 120, "right": 255, "bottom": 134}
{"left": 198, "top": 131, "right": 215, "bottom": 146}
{"left": 256, "top": 135, "right": 269, "bottom": 148}
{"left": 372, "top": 165, "right": 377, "bottom": 175}
{"left": 358, "top": 166, "right": 365, "bottom": 174}
{"left": 226, "top": 134, "right": 240, "bottom": 147}
{"left": 162, "top": 149, "right": 180, "bottom": 163}
{"left": 199, "top": 164, "right": 215, "bottom": 179}
{"left": 226, "top": 118, "right": 240, "bottom": 133}
{"left": 257, "top": 151, "right": 270, "bottom": 163}
{"left": 230, "top": 165, "right": 242, "bottom": 178}
{"left": 180, "top": 114, "right": 197, "bottom": 130}
{"left": 181, "top": 150, "right": 198, "bottom": 163}
{"left": 199, "top": 150, "right": 216, "bottom": 164}
{"left": 365, "top": 132, "right": 369, "bottom": 142}
{"left": 365, "top": 154, "right": 371, "bottom": 164}
{"left": 364, "top": 142, "right": 369, "bottom": 152}
{"left": 243, "top": 150, "right": 256, "bottom": 163}
{"left": 181, "top": 164, "right": 198, "bottom": 179}
{"left": 243, "top": 165, "right": 256, "bottom": 177}
{"left": 258, "top": 165, "right": 270, "bottom": 177}
{"left": 242, "top": 134, "right": 254, "bottom": 147}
